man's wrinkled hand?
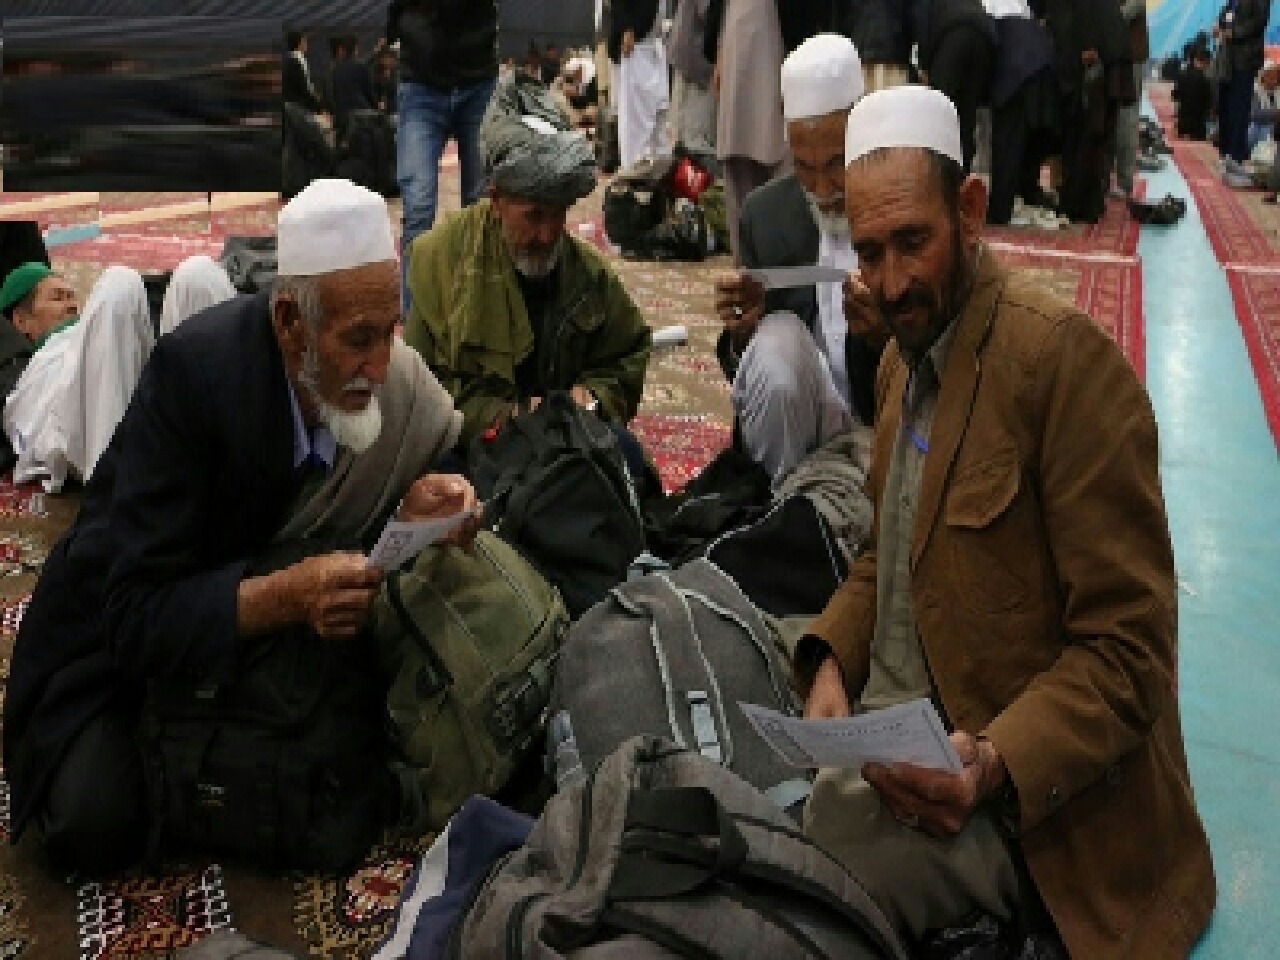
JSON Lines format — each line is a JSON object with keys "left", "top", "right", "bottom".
{"left": 291, "top": 552, "right": 383, "bottom": 639}
{"left": 862, "top": 731, "right": 1008, "bottom": 837}
{"left": 399, "top": 474, "right": 482, "bottom": 546}
{"left": 714, "top": 272, "right": 766, "bottom": 348}
{"left": 803, "top": 655, "right": 851, "bottom": 720}
{"left": 843, "top": 270, "right": 888, "bottom": 349}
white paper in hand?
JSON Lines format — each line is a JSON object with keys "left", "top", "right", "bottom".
{"left": 739, "top": 699, "right": 962, "bottom": 772}
{"left": 367, "top": 507, "right": 477, "bottom": 570}
{"left": 743, "top": 265, "right": 849, "bottom": 290}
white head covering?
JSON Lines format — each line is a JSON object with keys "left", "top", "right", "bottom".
{"left": 66, "top": 266, "right": 155, "bottom": 483}
{"left": 160, "top": 255, "right": 237, "bottom": 336}
{"left": 781, "top": 34, "right": 865, "bottom": 122}
{"left": 277, "top": 178, "right": 396, "bottom": 277}
{"left": 845, "top": 85, "right": 964, "bottom": 167}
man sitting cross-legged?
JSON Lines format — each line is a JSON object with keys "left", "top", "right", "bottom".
{"left": 3, "top": 179, "right": 476, "bottom": 874}
{"left": 713, "top": 34, "right": 889, "bottom": 488}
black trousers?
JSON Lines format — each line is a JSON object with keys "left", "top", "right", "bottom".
{"left": 927, "top": 26, "right": 996, "bottom": 173}
{"left": 989, "top": 92, "right": 1052, "bottom": 224}
{"left": 37, "top": 706, "right": 149, "bottom": 875}
{"left": 1059, "top": 94, "right": 1116, "bottom": 224}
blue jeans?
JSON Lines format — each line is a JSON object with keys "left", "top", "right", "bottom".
{"left": 397, "top": 76, "right": 497, "bottom": 312}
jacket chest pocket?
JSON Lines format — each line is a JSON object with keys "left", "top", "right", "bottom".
{"left": 943, "top": 450, "right": 1036, "bottom": 613}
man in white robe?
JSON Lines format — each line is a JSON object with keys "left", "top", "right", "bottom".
{"left": 713, "top": 34, "right": 886, "bottom": 486}
{"left": 611, "top": 0, "right": 672, "bottom": 169}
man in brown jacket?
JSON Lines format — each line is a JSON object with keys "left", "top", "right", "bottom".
{"left": 796, "top": 86, "right": 1215, "bottom": 957}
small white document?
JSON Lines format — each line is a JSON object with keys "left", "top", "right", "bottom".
{"left": 739, "top": 698, "right": 962, "bottom": 773}
{"left": 367, "top": 507, "right": 478, "bottom": 570}
{"left": 744, "top": 265, "right": 849, "bottom": 290}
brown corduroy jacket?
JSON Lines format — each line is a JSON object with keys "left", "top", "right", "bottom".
{"left": 806, "top": 251, "right": 1215, "bottom": 959}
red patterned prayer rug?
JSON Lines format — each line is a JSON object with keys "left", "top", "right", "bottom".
{"left": 52, "top": 233, "right": 224, "bottom": 274}
{"left": 1187, "top": 177, "right": 1277, "bottom": 265}
{"left": 76, "top": 865, "right": 232, "bottom": 960}
{"left": 1225, "top": 267, "right": 1280, "bottom": 450}
{"left": 630, "top": 414, "right": 732, "bottom": 493}
{"left": 993, "top": 248, "right": 1145, "bottom": 379}
{"left": 293, "top": 836, "right": 432, "bottom": 959}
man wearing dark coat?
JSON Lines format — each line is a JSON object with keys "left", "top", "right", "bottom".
{"left": 2, "top": 180, "right": 474, "bottom": 873}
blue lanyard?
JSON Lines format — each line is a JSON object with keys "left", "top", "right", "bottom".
{"left": 902, "top": 369, "right": 930, "bottom": 455}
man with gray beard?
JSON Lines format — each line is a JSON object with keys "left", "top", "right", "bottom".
{"left": 713, "top": 34, "right": 888, "bottom": 487}
{"left": 403, "top": 74, "right": 651, "bottom": 450}
{"left": 3, "top": 179, "right": 476, "bottom": 872}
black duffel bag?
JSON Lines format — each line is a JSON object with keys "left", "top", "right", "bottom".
{"left": 138, "top": 540, "right": 393, "bottom": 871}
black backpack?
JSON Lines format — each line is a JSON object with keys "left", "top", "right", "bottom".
{"left": 468, "top": 392, "right": 645, "bottom": 617}
{"left": 137, "top": 540, "right": 393, "bottom": 871}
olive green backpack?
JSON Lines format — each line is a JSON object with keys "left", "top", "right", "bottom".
{"left": 371, "top": 531, "right": 570, "bottom": 835}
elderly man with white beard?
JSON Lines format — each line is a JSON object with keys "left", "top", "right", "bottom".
{"left": 713, "top": 34, "right": 889, "bottom": 488}
{"left": 3, "top": 179, "right": 477, "bottom": 874}
{"left": 404, "top": 74, "right": 651, "bottom": 450}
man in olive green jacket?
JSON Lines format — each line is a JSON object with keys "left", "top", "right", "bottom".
{"left": 403, "top": 75, "right": 651, "bottom": 448}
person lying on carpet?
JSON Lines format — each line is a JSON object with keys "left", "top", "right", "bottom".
{"left": 2, "top": 178, "right": 477, "bottom": 875}
{"left": 402, "top": 73, "right": 652, "bottom": 454}
{"left": 1, "top": 261, "right": 154, "bottom": 493}
{"left": 792, "top": 86, "right": 1216, "bottom": 958}
{"left": 712, "top": 35, "right": 888, "bottom": 489}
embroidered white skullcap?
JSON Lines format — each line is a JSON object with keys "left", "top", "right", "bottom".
{"left": 781, "top": 33, "right": 864, "bottom": 122}
{"left": 845, "top": 85, "right": 963, "bottom": 167}
{"left": 277, "top": 178, "right": 396, "bottom": 277}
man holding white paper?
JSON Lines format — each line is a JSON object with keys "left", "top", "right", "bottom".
{"left": 4, "top": 179, "right": 478, "bottom": 873}
{"left": 791, "top": 88, "right": 1215, "bottom": 958}
{"left": 712, "top": 34, "right": 888, "bottom": 487}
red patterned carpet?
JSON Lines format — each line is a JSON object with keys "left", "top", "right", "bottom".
{"left": 1187, "top": 177, "right": 1277, "bottom": 264}
{"left": 992, "top": 247, "right": 1145, "bottom": 379}
{"left": 1225, "top": 267, "right": 1280, "bottom": 449}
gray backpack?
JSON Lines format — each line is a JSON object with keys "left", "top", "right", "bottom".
{"left": 452, "top": 736, "right": 909, "bottom": 959}
{"left": 548, "top": 558, "right": 811, "bottom": 812}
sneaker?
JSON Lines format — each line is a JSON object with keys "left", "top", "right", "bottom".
{"left": 1222, "top": 156, "right": 1246, "bottom": 175}
{"left": 1223, "top": 168, "right": 1255, "bottom": 189}
{"left": 1009, "top": 198, "right": 1033, "bottom": 226}
{"left": 1030, "top": 206, "right": 1066, "bottom": 230}
{"left": 1137, "top": 151, "right": 1165, "bottom": 172}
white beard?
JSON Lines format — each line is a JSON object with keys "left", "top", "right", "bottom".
{"left": 322, "top": 394, "right": 383, "bottom": 454}
{"left": 512, "top": 237, "right": 564, "bottom": 279}
{"left": 805, "top": 191, "right": 850, "bottom": 238}
{"left": 299, "top": 346, "right": 384, "bottom": 454}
